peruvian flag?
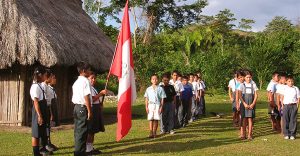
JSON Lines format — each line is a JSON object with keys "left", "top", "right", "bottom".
{"left": 109, "top": 0, "right": 136, "bottom": 142}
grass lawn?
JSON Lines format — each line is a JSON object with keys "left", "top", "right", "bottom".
{"left": 1, "top": 91, "right": 300, "bottom": 155}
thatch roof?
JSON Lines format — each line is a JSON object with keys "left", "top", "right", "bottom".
{"left": 0, "top": 0, "right": 114, "bottom": 71}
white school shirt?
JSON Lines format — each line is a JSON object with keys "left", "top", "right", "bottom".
{"left": 72, "top": 76, "right": 92, "bottom": 105}
{"left": 228, "top": 79, "right": 237, "bottom": 92}
{"left": 276, "top": 84, "right": 286, "bottom": 95}
{"left": 46, "top": 85, "right": 57, "bottom": 106}
{"left": 30, "top": 83, "right": 45, "bottom": 101}
{"left": 200, "top": 80, "right": 206, "bottom": 90}
{"left": 237, "top": 82, "right": 258, "bottom": 94}
{"left": 191, "top": 81, "right": 199, "bottom": 95}
{"left": 266, "top": 80, "right": 277, "bottom": 93}
{"left": 282, "top": 86, "right": 300, "bottom": 104}
{"left": 169, "top": 79, "right": 184, "bottom": 96}
{"left": 91, "top": 86, "right": 100, "bottom": 104}
{"left": 144, "top": 85, "right": 166, "bottom": 105}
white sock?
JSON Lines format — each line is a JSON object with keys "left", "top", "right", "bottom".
{"left": 86, "top": 143, "right": 92, "bottom": 152}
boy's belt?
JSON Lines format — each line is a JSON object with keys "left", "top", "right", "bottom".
{"left": 284, "top": 103, "right": 297, "bottom": 105}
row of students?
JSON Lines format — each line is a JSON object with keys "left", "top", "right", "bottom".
{"left": 267, "top": 72, "right": 300, "bottom": 140}
{"left": 229, "top": 69, "right": 300, "bottom": 140}
{"left": 144, "top": 71, "right": 206, "bottom": 138}
{"left": 30, "top": 67, "right": 58, "bottom": 156}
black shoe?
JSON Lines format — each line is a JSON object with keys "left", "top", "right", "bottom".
{"left": 86, "top": 149, "right": 102, "bottom": 155}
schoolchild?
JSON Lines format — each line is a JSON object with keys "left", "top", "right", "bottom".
{"left": 267, "top": 72, "right": 280, "bottom": 131}
{"left": 144, "top": 74, "right": 166, "bottom": 138}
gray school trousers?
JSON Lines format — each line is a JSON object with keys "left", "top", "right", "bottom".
{"left": 160, "top": 101, "right": 175, "bottom": 132}
{"left": 283, "top": 104, "right": 298, "bottom": 137}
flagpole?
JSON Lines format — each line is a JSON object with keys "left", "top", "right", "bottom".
{"left": 101, "top": 35, "right": 120, "bottom": 104}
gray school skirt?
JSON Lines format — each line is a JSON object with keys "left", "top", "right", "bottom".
{"left": 32, "top": 100, "right": 48, "bottom": 138}
{"left": 88, "top": 104, "right": 105, "bottom": 134}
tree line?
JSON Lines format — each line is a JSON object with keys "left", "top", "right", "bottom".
{"left": 83, "top": 0, "right": 300, "bottom": 93}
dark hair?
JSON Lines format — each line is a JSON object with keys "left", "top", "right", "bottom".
{"left": 236, "top": 69, "right": 245, "bottom": 77}
{"left": 77, "top": 61, "right": 91, "bottom": 73}
{"left": 278, "top": 72, "right": 286, "bottom": 79}
{"left": 194, "top": 74, "right": 199, "bottom": 78}
{"left": 45, "top": 68, "right": 53, "bottom": 78}
{"left": 189, "top": 73, "right": 194, "bottom": 77}
{"left": 151, "top": 74, "right": 158, "bottom": 80}
{"left": 272, "top": 71, "right": 279, "bottom": 77}
{"left": 172, "top": 70, "right": 179, "bottom": 75}
{"left": 286, "top": 75, "right": 294, "bottom": 80}
{"left": 162, "top": 73, "right": 170, "bottom": 79}
{"left": 90, "top": 71, "right": 96, "bottom": 76}
{"left": 33, "top": 66, "right": 46, "bottom": 82}
{"left": 243, "top": 69, "right": 252, "bottom": 76}
{"left": 182, "top": 75, "right": 188, "bottom": 80}
{"left": 178, "top": 74, "right": 182, "bottom": 77}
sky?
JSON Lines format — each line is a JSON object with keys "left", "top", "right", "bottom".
{"left": 83, "top": 0, "right": 300, "bottom": 32}
{"left": 202, "top": 0, "right": 300, "bottom": 31}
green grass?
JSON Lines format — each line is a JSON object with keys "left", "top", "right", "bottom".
{"left": 1, "top": 91, "right": 300, "bottom": 155}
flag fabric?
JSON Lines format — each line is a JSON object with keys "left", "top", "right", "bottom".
{"left": 109, "top": 0, "right": 137, "bottom": 142}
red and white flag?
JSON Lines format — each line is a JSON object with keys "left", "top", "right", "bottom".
{"left": 109, "top": 0, "right": 136, "bottom": 142}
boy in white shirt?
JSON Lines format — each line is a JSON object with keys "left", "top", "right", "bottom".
{"left": 266, "top": 72, "right": 280, "bottom": 131}
{"left": 144, "top": 74, "right": 166, "bottom": 138}
{"left": 72, "top": 62, "right": 93, "bottom": 156}
{"left": 169, "top": 71, "right": 184, "bottom": 128}
{"left": 282, "top": 76, "right": 300, "bottom": 140}
{"left": 275, "top": 73, "right": 286, "bottom": 133}
{"left": 228, "top": 71, "right": 239, "bottom": 126}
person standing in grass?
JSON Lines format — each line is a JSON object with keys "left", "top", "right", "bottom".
{"left": 72, "top": 61, "right": 93, "bottom": 156}
{"left": 30, "top": 66, "right": 50, "bottom": 156}
{"left": 188, "top": 73, "right": 198, "bottom": 122}
{"left": 169, "top": 71, "right": 184, "bottom": 129}
{"left": 86, "top": 71, "right": 107, "bottom": 154}
{"left": 160, "top": 73, "right": 176, "bottom": 135}
{"left": 181, "top": 76, "right": 193, "bottom": 127}
{"left": 275, "top": 73, "right": 287, "bottom": 133}
{"left": 267, "top": 72, "right": 280, "bottom": 132}
{"left": 198, "top": 73, "right": 206, "bottom": 116}
{"left": 282, "top": 76, "right": 299, "bottom": 140}
{"left": 228, "top": 70, "right": 239, "bottom": 127}
{"left": 237, "top": 70, "right": 258, "bottom": 140}
{"left": 144, "top": 74, "right": 166, "bottom": 138}
{"left": 235, "top": 70, "right": 245, "bottom": 139}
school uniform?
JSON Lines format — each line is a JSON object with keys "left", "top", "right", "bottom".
{"left": 48, "top": 85, "right": 59, "bottom": 126}
{"left": 160, "top": 84, "right": 176, "bottom": 133}
{"left": 88, "top": 86, "right": 105, "bottom": 134}
{"left": 169, "top": 79, "right": 184, "bottom": 128}
{"left": 267, "top": 80, "right": 280, "bottom": 119}
{"left": 199, "top": 80, "right": 206, "bottom": 115}
{"left": 189, "top": 81, "right": 199, "bottom": 120}
{"left": 30, "top": 83, "right": 48, "bottom": 147}
{"left": 181, "top": 84, "right": 193, "bottom": 126}
{"left": 282, "top": 85, "right": 300, "bottom": 137}
{"left": 228, "top": 78, "right": 238, "bottom": 112}
{"left": 144, "top": 85, "right": 166, "bottom": 121}
{"left": 72, "top": 76, "right": 92, "bottom": 156}
{"left": 238, "top": 82, "right": 258, "bottom": 118}
{"left": 276, "top": 84, "right": 286, "bottom": 116}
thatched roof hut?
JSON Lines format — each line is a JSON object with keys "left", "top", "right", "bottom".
{"left": 0, "top": 0, "right": 114, "bottom": 125}
{"left": 0, "top": 0, "right": 114, "bottom": 70}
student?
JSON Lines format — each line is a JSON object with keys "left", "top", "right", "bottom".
{"left": 275, "top": 73, "right": 287, "bottom": 133}
{"left": 160, "top": 73, "right": 176, "bottom": 134}
{"left": 144, "top": 74, "right": 166, "bottom": 138}
{"left": 169, "top": 71, "right": 184, "bottom": 129}
{"left": 181, "top": 76, "right": 193, "bottom": 127}
{"left": 228, "top": 71, "right": 239, "bottom": 127}
{"left": 267, "top": 72, "right": 280, "bottom": 131}
{"left": 193, "top": 74, "right": 201, "bottom": 117}
{"left": 48, "top": 73, "right": 59, "bottom": 127}
{"left": 189, "top": 73, "right": 198, "bottom": 122}
{"left": 72, "top": 61, "right": 93, "bottom": 156}
{"left": 198, "top": 73, "right": 206, "bottom": 115}
{"left": 282, "top": 76, "right": 300, "bottom": 140}
{"left": 237, "top": 70, "right": 258, "bottom": 140}
{"left": 86, "top": 72, "right": 107, "bottom": 154}
{"left": 43, "top": 69, "right": 58, "bottom": 152}
{"left": 235, "top": 70, "right": 245, "bottom": 139}
{"left": 30, "top": 66, "right": 50, "bottom": 156}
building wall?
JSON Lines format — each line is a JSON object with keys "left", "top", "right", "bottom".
{"left": 0, "top": 65, "right": 77, "bottom": 126}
